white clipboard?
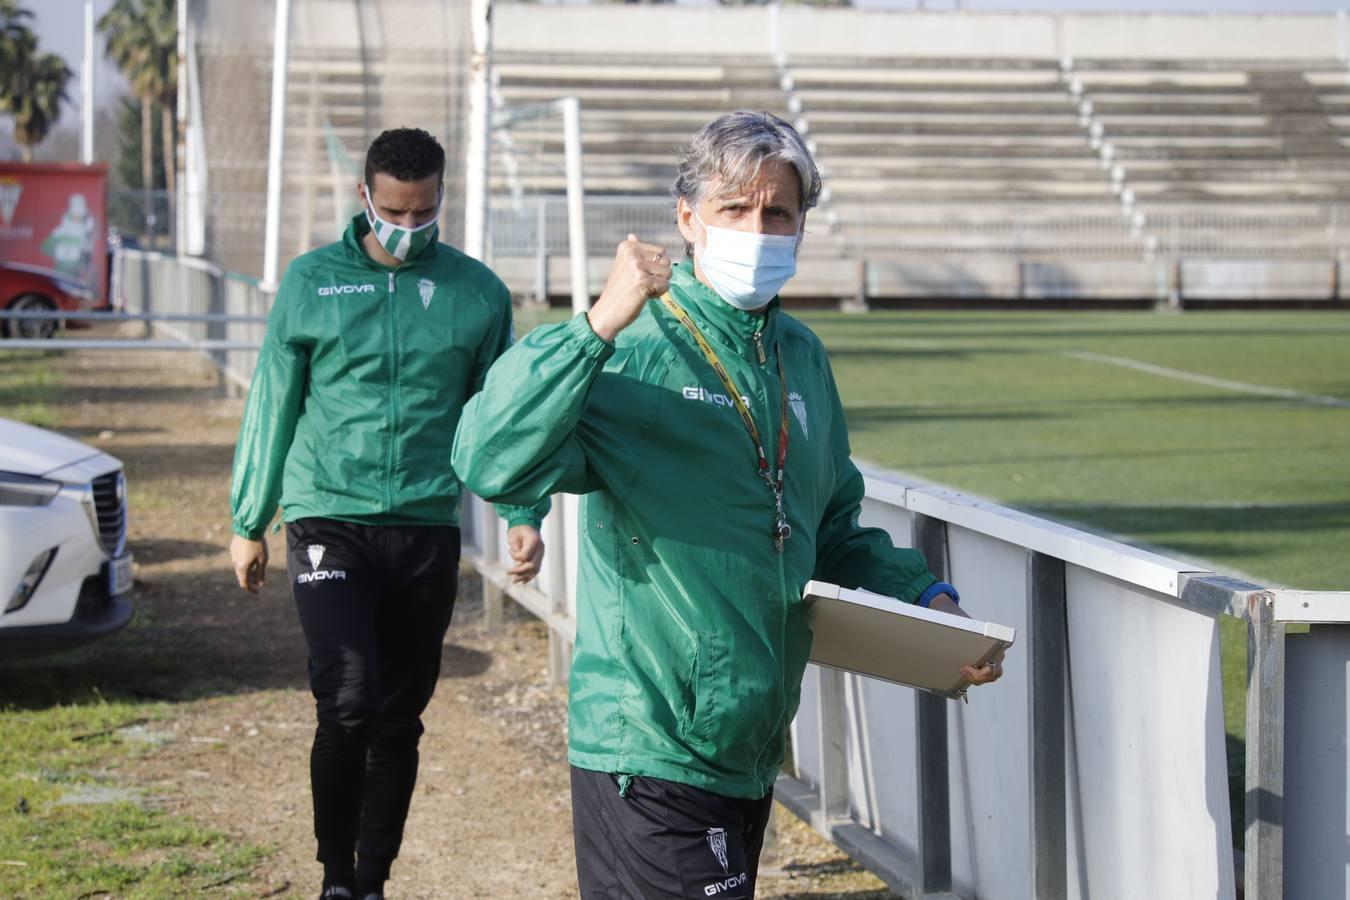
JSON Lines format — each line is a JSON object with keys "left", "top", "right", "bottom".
{"left": 803, "top": 580, "right": 1016, "bottom": 700}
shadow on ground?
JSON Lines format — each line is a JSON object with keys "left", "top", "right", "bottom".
{"left": 0, "top": 567, "right": 487, "bottom": 711}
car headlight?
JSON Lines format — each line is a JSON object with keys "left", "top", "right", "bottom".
{"left": 0, "top": 471, "right": 62, "bottom": 506}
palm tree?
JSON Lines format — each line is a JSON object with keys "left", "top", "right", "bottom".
{"left": 99, "top": 0, "right": 177, "bottom": 241}
{"left": 1, "top": 2, "right": 72, "bottom": 162}
{"left": 8, "top": 52, "right": 72, "bottom": 161}
{"left": 0, "top": 1, "right": 37, "bottom": 110}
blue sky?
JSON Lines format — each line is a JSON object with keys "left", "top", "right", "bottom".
{"left": 32, "top": 0, "right": 126, "bottom": 103}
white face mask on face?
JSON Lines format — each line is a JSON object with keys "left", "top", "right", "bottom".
{"left": 692, "top": 208, "right": 800, "bottom": 311}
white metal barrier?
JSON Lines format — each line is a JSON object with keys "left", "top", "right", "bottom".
{"left": 461, "top": 467, "right": 1349, "bottom": 900}
{"left": 115, "top": 249, "right": 273, "bottom": 392}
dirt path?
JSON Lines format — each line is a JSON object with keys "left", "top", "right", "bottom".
{"left": 11, "top": 331, "right": 897, "bottom": 899}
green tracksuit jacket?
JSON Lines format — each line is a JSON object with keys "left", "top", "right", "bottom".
{"left": 230, "top": 213, "right": 547, "bottom": 540}
{"left": 453, "top": 260, "right": 936, "bottom": 799}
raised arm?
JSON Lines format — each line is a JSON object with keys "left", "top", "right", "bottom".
{"left": 453, "top": 235, "right": 671, "bottom": 506}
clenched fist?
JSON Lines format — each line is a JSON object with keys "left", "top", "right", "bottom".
{"left": 587, "top": 233, "right": 671, "bottom": 342}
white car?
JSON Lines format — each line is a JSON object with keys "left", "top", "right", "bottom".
{"left": 0, "top": 417, "right": 133, "bottom": 657}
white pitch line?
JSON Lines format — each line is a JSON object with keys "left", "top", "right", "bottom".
{"left": 1063, "top": 350, "right": 1350, "bottom": 409}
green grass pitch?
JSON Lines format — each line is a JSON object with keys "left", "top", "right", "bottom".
{"left": 799, "top": 307, "right": 1350, "bottom": 811}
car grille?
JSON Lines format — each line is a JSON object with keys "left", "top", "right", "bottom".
{"left": 91, "top": 470, "right": 127, "bottom": 556}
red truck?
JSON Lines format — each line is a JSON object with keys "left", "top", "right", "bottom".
{"left": 0, "top": 163, "right": 109, "bottom": 339}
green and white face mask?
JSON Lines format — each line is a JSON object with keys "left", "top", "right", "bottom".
{"left": 364, "top": 183, "right": 442, "bottom": 261}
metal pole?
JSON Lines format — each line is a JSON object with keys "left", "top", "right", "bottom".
{"left": 1027, "top": 551, "right": 1068, "bottom": 899}
{"left": 561, "top": 96, "right": 589, "bottom": 313}
{"left": 81, "top": 1, "right": 94, "bottom": 165}
{"left": 175, "top": 0, "right": 187, "bottom": 251}
{"left": 183, "top": 31, "right": 208, "bottom": 257}
{"left": 535, "top": 198, "right": 548, "bottom": 304}
{"left": 464, "top": 0, "right": 493, "bottom": 261}
{"left": 1245, "top": 592, "right": 1285, "bottom": 898}
{"left": 912, "top": 513, "right": 953, "bottom": 894}
{"left": 261, "top": 0, "right": 293, "bottom": 290}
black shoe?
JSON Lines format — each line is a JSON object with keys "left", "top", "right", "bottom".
{"left": 319, "top": 887, "right": 353, "bottom": 900}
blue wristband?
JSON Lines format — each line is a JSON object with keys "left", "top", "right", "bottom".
{"left": 917, "top": 582, "right": 960, "bottom": 608}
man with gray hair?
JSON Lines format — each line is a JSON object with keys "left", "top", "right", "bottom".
{"left": 453, "top": 110, "right": 1001, "bottom": 898}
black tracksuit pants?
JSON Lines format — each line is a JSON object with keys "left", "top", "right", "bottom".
{"left": 570, "top": 766, "right": 775, "bottom": 899}
{"left": 286, "top": 517, "right": 461, "bottom": 882}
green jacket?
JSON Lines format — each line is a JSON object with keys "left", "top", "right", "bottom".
{"left": 231, "top": 214, "right": 547, "bottom": 540}
{"left": 453, "top": 260, "right": 936, "bottom": 799}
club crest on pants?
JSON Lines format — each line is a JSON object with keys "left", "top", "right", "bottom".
{"left": 297, "top": 544, "right": 346, "bottom": 584}
{"left": 706, "top": 827, "right": 729, "bottom": 874}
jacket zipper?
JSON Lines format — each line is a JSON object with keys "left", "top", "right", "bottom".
{"left": 384, "top": 270, "right": 399, "bottom": 509}
{"left": 752, "top": 328, "right": 767, "bottom": 366}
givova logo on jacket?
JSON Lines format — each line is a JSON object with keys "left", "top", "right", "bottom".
{"left": 418, "top": 278, "right": 436, "bottom": 309}
{"left": 297, "top": 543, "right": 347, "bottom": 584}
{"left": 682, "top": 385, "right": 750, "bottom": 409}
{"left": 316, "top": 283, "right": 376, "bottom": 297}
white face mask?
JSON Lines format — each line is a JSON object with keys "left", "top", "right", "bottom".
{"left": 364, "top": 183, "right": 442, "bottom": 261}
{"left": 692, "top": 208, "right": 800, "bottom": 311}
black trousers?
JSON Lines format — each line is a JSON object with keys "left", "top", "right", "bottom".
{"left": 571, "top": 766, "right": 775, "bottom": 899}
{"left": 286, "top": 517, "right": 461, "bottom": 882}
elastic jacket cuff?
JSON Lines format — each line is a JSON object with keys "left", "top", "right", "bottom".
{"left": 917, "top": 581, "right": 960, "bottom": 608}
{"left": 232, "top": 522, "right": 265, "bottom": 541}
{"left": 506, "top": 514, "right": 541, "bottom": 530}
{"left": 571, "top": 312, "right": 619, "bottom": 360}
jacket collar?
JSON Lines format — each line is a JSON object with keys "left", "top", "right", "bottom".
{"left": 341, "top": 212, "right": 439, "bottom": 270}
{"left": 667, "top": 259, "right": 780, "bottom": 356}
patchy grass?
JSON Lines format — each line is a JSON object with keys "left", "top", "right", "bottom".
{"left": 0, "top": 693, "right": 273, "bottom": 898}
{"left": 0, "top": 350, "right": 61, "bottom": 427}
{"left": 0, "top": 341, "right": 275, "bottom": 896}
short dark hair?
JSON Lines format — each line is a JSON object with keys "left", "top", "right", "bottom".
{"left": 364, "top": 128, "right": 446, "bottom": 186}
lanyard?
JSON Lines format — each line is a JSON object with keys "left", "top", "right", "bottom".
{"left": 659, "top": 293, "right": 792, "bottom": 552}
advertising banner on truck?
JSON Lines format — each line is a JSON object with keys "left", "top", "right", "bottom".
{"left": 0, "top": 163, "right": 109, "bottom": 306}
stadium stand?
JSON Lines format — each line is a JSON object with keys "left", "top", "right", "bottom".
{"left": 485, "top": 45, "right": 1350, "bottom": 302}
{"left": 184, "top": 4, "right": 1350, "bottom": 303}
{"left": 190, "top": 0, "right": 472, "bottom": 278}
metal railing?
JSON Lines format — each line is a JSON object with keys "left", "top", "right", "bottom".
{"left": 0, "top": 252, "right": 270, "bottom": 387}
{"left": 114, "top": 249, "right": 273, "bottom": 391}
{"left": 462, "top": 466, "right": 1349, "bottom": 900}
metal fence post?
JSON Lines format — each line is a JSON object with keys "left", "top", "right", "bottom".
{"left": 913, "top": 512, "right": 952, "bottom": 894}
{"left": 544, "top": 508, "right": 570, "bottom": 684}
{"left": 1027, "top": 551, "right": 1068, "bottom": 898}
{"left": 1245, "top": 591, "right": 1284, "bottom": 898}
{"left": 815, "top": 665, "right": 850, "bottom": 831}
{"left": 480, "top": 500, "right": 504, "bottom": 632}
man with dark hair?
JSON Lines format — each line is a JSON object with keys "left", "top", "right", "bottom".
{"left": 228, "top": 127, "right": 548, "bottom": 900}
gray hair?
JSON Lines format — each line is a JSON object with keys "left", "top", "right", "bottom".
{"left": 671, "top": 110, "right": 822, "bottom": 216}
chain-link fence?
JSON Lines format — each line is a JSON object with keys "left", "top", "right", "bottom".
{"left": 186, "top": 0, "right": 472, "bottom": 278}
{"left": 109, "top": 189, "right": 178, "bottom": 253}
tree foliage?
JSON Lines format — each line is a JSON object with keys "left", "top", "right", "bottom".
{"left": 0, "top": 1, "right": 73, "bottom": 161}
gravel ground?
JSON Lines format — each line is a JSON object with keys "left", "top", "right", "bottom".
{"left": 10, "top": 329, "right": 900, "bottom": 899}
